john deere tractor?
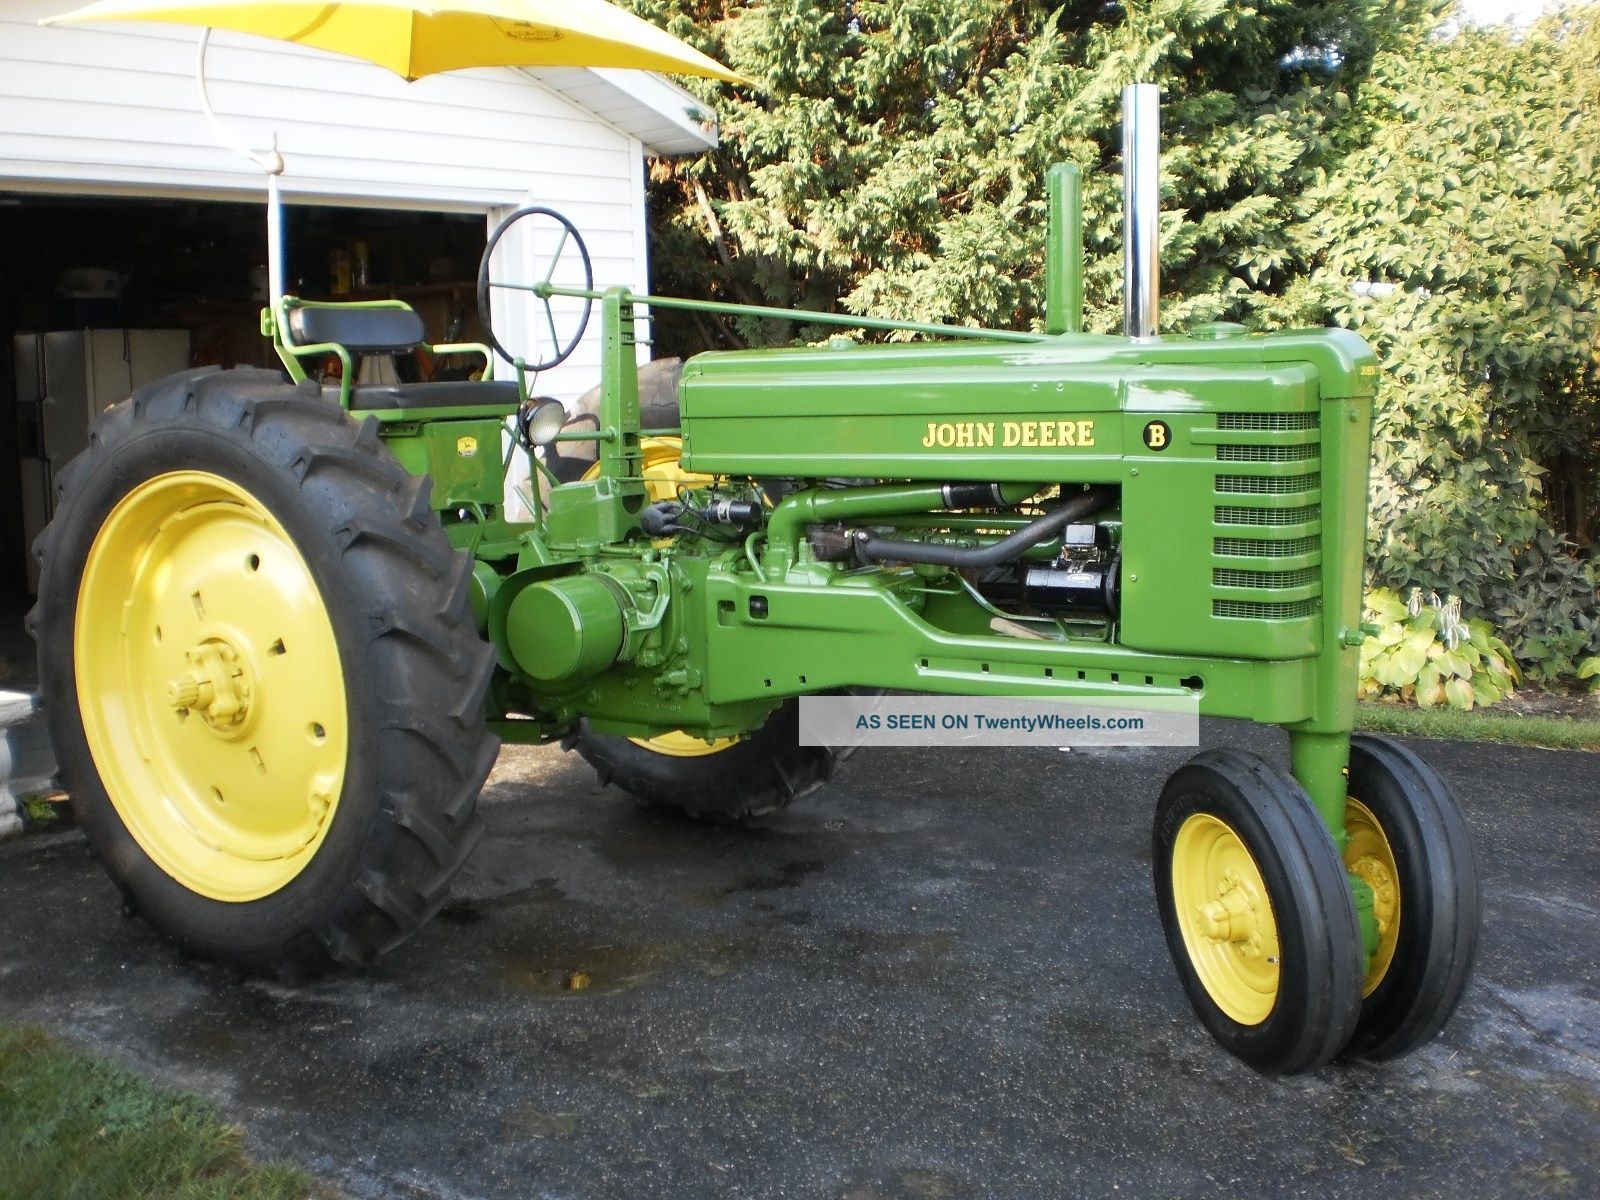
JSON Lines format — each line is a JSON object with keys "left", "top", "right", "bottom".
{"left": 30, "top": 88, "right": 1477, "bottom": 1073}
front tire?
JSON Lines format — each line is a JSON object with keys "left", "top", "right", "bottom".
{"left": 1154, "top": 750, "right": 1365, "bottom": 1074}
{"left": 1341, "top": 735, "right": 1480, "bottom": 1060}
{"left": 31, "top": 368, "right": 496, "bottom": 976}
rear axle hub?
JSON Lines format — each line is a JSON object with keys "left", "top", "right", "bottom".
{"left": 166, "top": 637, "right": 254, "bottom": 732}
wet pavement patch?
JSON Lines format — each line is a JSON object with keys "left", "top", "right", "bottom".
{"left": 1, "top": 721, "right": 1596, "bottom": 1199}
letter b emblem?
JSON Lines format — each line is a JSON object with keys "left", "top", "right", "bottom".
{"left": 1142, "top": 420, "right": 1172, "bottom": 451}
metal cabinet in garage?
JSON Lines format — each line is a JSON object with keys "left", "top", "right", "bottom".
{"left": 14, "top": 329, "right": 190, "bottom": 591}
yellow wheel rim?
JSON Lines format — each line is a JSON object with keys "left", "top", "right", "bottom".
{"left": 1344, "top": 798, "right": 1402, "bottom": 997}
{"left": 1171, "top": 813, "right": 1281, "bottom": 1026}
{"left": 74, "top": 470, "right": 349, "bottom": 903}
{"left": 585, "top": 439, "right": 741, "bottom": 760}
{"left": 630, "top": 729, "right": 742, "bottom": 758}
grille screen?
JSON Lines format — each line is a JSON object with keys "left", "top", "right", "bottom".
{"left": 1213, "top": 598, "right": 1322, "bottom": 620}
{"left": 1216, "top": 473, "right": 1321, "bottom": 495}
{"left": 1216, "top": 443, "right": 1321, "bottom": 463}
{"left": 1214, "top": 535, "right": 1320, "bottom": 558}
{"left": 1214, "top": 567, "right": 1321, "bottom": 590}
{"left": 1217, "top": 412, "right": 1320, "bottom": 431}
{"left": 1214, "top": 504, "right": 1319, "bottom": 526}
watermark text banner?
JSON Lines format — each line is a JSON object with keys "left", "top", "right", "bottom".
{"left": 798, "top": 695, "right": 1199, "bottom": 748}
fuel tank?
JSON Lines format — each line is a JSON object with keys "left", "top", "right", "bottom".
{"left": 679, "top": 328, "right": 1372, "bottom": 481}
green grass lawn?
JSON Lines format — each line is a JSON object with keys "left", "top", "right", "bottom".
{"left": 0, "top": 1023, "right": 321, "bottom": 1200}
{"left": 1356, "top": 701, "right": 1600, "bottom": 752}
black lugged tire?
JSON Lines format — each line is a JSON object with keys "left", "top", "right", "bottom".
{"left": 1153, "top": 749, "right": 1365, "bottom": 1074}
{"left": 575, "top": 700, "right": 840, "bottom": 823}
{"left": 1342, "top": 735, "right": 1481, "bottom": 1061}
{"left": 30, "top": 368, "right": 497, "bottom": 977}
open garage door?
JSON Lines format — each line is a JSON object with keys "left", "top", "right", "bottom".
{"left": 0, "top": 193, "right": 490, "bottom": 682}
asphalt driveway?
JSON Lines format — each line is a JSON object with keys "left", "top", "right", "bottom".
{"left": 1, "top": 722, "right": 1596, "bottom": 1200}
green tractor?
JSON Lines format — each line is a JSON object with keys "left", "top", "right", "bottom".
{"left": 30, "top": 87, "right": 1477, "bottom": 1074}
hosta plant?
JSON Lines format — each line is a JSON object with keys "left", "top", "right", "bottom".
{"left": 1358, "top": 588, "right": 1520, "bottom": 711}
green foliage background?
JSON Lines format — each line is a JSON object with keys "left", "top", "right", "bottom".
{"left": 621, "top": 0, "right": 1600, "bottom": 682}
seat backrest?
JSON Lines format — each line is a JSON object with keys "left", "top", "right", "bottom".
{"left": 286, "top": 304, "right": 425, "bottom": 354}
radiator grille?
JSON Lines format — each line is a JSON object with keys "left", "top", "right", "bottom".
{"left": 1213, "top": 598, "right": 1322, "bottom": 621}
{"left": 1217, "top": 412, "right": 1320, "bottom": 432}
{"left": 1210, "top": 411, "right": 1323, "bottom": 629}
{"left": 1213, "top": 567, "right": 1321, "bottom": 590}
{"left": 1214, "top": 535, "right": 1320, "bottom": 558}
{"left": 1216, "top": 473, "right": 1321, "bottom": 495}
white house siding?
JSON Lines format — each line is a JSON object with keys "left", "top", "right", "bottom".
{"left": 0, "top": 2, "right": 675, "bottom": 402}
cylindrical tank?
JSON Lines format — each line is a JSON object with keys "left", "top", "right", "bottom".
{"left": 505, "top": 574, "right": 626, "bottom": 688}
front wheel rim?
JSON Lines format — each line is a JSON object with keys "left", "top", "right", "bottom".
{"left": 1171, "top": 812, "right": 1282, "bottom": 1026}
{"left": 1345, "top": 797, "right": 1402, "bottom": 997}
{"left": 74, "top": 470, "right": 349, "bottom": 902}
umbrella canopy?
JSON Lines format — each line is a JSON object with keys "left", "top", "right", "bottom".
{"left": 44, "top": 0, "right": 741, "bottom": 82}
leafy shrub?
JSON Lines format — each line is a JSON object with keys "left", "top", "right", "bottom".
{"left": 1289, "top": 9, "right": 1600, "bottom": 686}
{"left": 1487, "top": 528, "right": 1600, "bottom": 684}
{"left": 1358, "top": 588, "right": 1519, "bottom": 710}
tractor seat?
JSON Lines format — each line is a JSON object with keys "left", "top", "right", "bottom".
{"left": 345, "top": 380, "right": 521, "bottom": 411}
{"left": 287, "top": 304, "right": 425, "bottom": 354}
{"left": 284, "top": 300, "right": 513, "bottom": 411}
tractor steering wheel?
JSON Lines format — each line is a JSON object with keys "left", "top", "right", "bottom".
{"left": 477, "top": 206, "right": 594, "bottom": 373}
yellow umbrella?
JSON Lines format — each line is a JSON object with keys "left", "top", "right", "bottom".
{"left": 42, "top": 0, "right": 737, "bottom": 309}
{"left": 44, "top": 0, "right": 741, "bottom": 82}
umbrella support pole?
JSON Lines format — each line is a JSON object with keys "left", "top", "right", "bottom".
{"left": 194, "top": 28, "right": 286, "bottom": 311}
{"left": 265, "top": 171, "right": 284, "bottom": 310}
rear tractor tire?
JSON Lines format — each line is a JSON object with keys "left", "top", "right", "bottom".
{"left": 30, "top": 368, "right": 497, "bottom": 977}
{"left": 575, "top": 703, "right": 842, "bottom": 824}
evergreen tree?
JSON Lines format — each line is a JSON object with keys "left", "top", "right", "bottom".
{"left": 1262, "top": 5, "right": 1600, "bottom": 677}
{"left": 621, "top": 0, "right": 1600, "bottom": 680}
{"left": 627, "top": 0, "right": 1428, "bottom": 346}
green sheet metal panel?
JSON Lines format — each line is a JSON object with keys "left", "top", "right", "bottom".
{"left": 679, "top": 329, "right": 1372, "bottom": 479}
{"left": 1117, "top": 368, "right": 1326, "bottom": 660}
{"left": 382, "top": 416, "right": 506, "bottom": 508}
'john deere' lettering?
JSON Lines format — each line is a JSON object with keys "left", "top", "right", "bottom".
{"left": 920, "top": 420, "right": 1096, "bottom": 449}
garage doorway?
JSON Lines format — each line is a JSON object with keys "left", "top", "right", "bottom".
{"left": 0, "top": 193, "right": 489, "bottom": 688}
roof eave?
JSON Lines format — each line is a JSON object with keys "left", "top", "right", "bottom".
{"left": 528, "top": 66, "right": 719, "bottom": 157}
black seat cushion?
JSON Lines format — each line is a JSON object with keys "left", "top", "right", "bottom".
{"left": 288, "top": 304, "right": 425, "bottom": 354}
{"left": 345, "top": 380, "right": 521, "bottom": 411}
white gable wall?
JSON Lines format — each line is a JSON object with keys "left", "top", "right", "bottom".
{"left": 0, "top": 2, "right": 662, "bottom": 401}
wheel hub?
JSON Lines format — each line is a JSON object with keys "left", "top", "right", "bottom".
{"left": 1196, "top": 871, "right": 1264, "bottom": 946}
{"left": 1348, "top": 854, "right": 1397, "bottom": 931}
{"left": 166, "top": 636, "right": 254, "bottom": 732}
{"left": 1344, "top": 798, "right": 1403, "bottom": 996}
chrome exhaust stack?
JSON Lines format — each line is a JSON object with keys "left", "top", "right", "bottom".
{"left": 1122, "top": 83, "right": 1161, "bottom": 340}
